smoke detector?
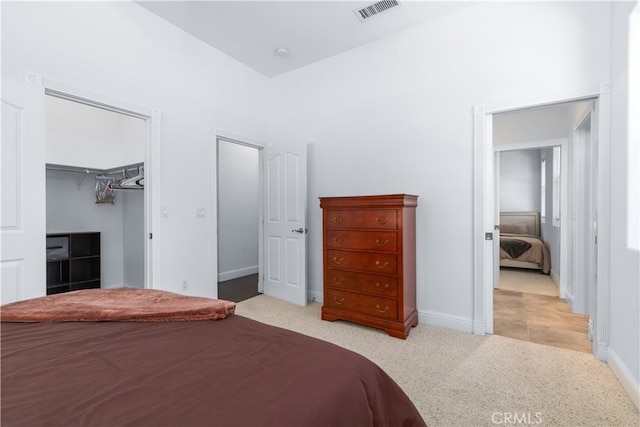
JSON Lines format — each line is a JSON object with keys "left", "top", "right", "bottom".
{"left": 354, "top": 0, "right": 401, "bottom": 22}
{"left": 274, "top": 47, "right": 289, "bottom": 57}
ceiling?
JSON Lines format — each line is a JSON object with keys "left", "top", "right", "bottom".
{"left": 136, "top": 1, "right": 476, "bottom": 78}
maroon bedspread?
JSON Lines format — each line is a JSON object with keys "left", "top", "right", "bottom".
{"left": 1, "top": 315, "right": 426, "bottom": 427}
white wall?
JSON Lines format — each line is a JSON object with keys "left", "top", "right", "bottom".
{"left": 493, "top": 105, "right": 573, "bottom": 145}
{"left": 46, "top": 171, "right": 144, "bottom": 288}
{"left": 45, "top": 95, "right": 145, "bottom": 170}
{"left": 499, "top": 149, "right": 541, "bottom": 213}
{"left": 122, "top": 190, "right": 144, "bottom": 287}
{"left": 267, "top": 1, "right": 611, "bottom": 322}
{"left": 2, "top": 1, "right": 270, "bottom": 298}
{"left": 217, "top": 141, "right": 259, "bottom": 281}
{"left": 46, "top": 170, "right": 125, "bottom": 287}
{"left": 607, "top": 0, "right": 640, "bottom": 406}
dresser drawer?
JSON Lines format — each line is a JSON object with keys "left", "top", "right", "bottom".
{"left": 325, "top": 289, "right": 398, "bottom": 320}
{"left": 325, "top": 270, "right": 398, "bottom": 297}
{"left": 324, "top": 209, "right": 397, "bottom": 230}
{"left": 325, "top": 230, "right": 397, "bottom": 252}
{"left": 326, "top": 250, "right": 397, "bottom": 274}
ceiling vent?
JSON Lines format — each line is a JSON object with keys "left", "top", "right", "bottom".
{"left": 354, "top": 0, "right": 401, "bottom": 22}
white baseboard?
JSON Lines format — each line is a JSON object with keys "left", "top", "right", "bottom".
{"left": 307, "top": 289, "right": 323, "bottom": 304}
{"left": 218, "top": 265, "right": 258, "bottom": 282}
{"left": 565, "top": 288, "right": 576, "bottom": 310}
{"left": 607, "top": 348, "right": 640, "bottom": 411}
{"left": 419, "top": 309, "right": 474, "bottom": 333}
{"left": 550, "top": 270, "right": 560, "bottom": 287}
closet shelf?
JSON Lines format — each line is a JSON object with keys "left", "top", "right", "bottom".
{"left": 46, "top": 162, "right": 143, "bottom": 176}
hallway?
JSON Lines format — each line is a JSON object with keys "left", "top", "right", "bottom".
{"left": 494, "top": 269, "right": 592, "bottom": 353}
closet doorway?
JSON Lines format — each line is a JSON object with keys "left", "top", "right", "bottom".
{"left": 43, "top": 84, "right": 160, "bottom": 291}
{"left": 486, "top": 97, "right": 601, "bottom": 354}
{"left": 216, "top": 137, "right": 261, "bottom": 302}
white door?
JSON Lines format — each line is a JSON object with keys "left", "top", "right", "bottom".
{"left": 263, "top": 142, "right": 307, "bottom": 306}
{"left": 493, "top": 151, "right": 501, "bottom": 288}
{"left": 1, "top": 77, "right": 46, "bottom": 304}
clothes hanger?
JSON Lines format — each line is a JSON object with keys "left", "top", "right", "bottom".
{"left": 108, "top": 167, "right": 144, "bottom": 190}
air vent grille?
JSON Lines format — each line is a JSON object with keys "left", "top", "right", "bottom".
{"left": 354, "top": 0, "right": 401, "bottom": 22}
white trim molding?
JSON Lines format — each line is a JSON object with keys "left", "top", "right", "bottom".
{"left": 218, "top": 265, "right": 259, "bottom": 282}
{"left": 607, "top": 348, "right": 640, "bottom": 410}
{"left": 308, "top": 289, "right": 323, "bottom": 304}
{"left": 419, "top": 309, "right": 475, "bottom": 334}
{"left": 473, "top": 104, "right": 494, "bottom": 335}
{"left": 216, "top": 129, "right": 266, "bottom": 149}
{"left": 594, "top": 83, "right": 612, "bottom": 362}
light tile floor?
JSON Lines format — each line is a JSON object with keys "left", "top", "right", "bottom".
{"left": 494, "top": 289, "right": 592, "bottom": 353}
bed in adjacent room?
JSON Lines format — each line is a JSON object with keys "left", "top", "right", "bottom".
{"left": 1, "top": 288, "right": 426, "bottom": 427}
{"left": 499, "top": 211, "right": 550, "bottom": 274}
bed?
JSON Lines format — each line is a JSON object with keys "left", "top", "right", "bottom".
{"left": 499, "top": 212, "right": 550, "bottom": 274}
{"left": 0, "top": 288, "right": 426, "bottom": 427}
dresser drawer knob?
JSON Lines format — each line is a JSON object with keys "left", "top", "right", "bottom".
{"left": 334, "top": 297, "right": 345, "bottom": 305}
{"left": 375, "top": 304, "right": 389, "bottom": 313}
{"left": 375, "top": 283, "right": 390, "bottom": 291}
{"left": 333, "top": 217, "right": 344, "bottom": 224}
{"left": 375, "top": 261, "right": 389, "bottom": 269}
{"left": 333, "top": 237, "right": 344, "bottom": 244}
{"left": 333, "top": 257, "right": 345, "bottom": 265}
{"left": 375, "top": 239, "right": 389, "bottom": 247}
{"left": 333, "top": 277, "right": 345, "bottom": 284}
{"left": 375, "top": 217, "right": 389, "bottom": 225}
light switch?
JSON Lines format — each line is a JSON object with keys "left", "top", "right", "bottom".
{"left": 196, "top": 208, "right": 206, "bottom": 218}
{"left": 161, "top": 206, "right": 169, "bottom": 218}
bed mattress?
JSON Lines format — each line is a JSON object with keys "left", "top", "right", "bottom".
{"left": 2, "top": 312, "right": 426, "bottom": 426}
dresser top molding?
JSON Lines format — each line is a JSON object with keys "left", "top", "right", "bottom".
{"left": 319, "top": 194, "right": 418, "bottom": 209}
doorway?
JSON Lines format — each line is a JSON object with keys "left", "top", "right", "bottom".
{"left": 491, "top": 103, "right": 593, "bottom": 352}
{"left": 216, "top": 137, "right": 261, "bottom": 302}
{"left": 44, "top": 81, "right": 161, "bottom": 292}
{"left": 214, "top": 136, "right": 309, "bottom": 306}
{"left": 473, "top": 84, "right": 611, "bottom": 359}
{"left": 45, "top": 94, "right": 146, "bottom": 290}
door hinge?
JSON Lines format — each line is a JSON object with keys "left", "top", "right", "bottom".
{"left": 149, "top": 233, "right": 153, "bottom": 239}
{"left": 485, "top": 232, "right": 493, "bottom": 241}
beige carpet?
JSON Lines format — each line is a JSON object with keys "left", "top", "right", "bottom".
{"left": 237, "top": 295, "right": 639, "bottom": 427}
{"left": 497, "top": 268, "right": 558, "bottom": 296}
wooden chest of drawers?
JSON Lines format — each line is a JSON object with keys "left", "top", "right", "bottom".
{"left": 320, "top": 194, "right": 418, "bottom": 339}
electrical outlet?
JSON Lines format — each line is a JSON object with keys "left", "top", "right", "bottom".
{"left": 181, "top": 280, "right": 188, "bottom": 291}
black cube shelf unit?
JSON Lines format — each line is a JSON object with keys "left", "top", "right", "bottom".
{"left": 46, "top": 232, "right": 101, "bottom": 295}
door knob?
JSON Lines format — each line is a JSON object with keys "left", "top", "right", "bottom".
{"left": 291, "top": 227, "right": 308, "bottom": 234}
